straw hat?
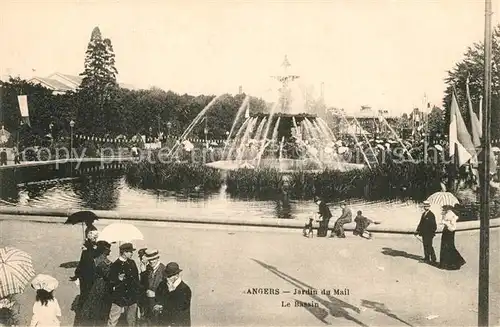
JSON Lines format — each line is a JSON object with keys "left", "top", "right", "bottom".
{"left": 31, "top": 274, "right": 58, "bottom": 292}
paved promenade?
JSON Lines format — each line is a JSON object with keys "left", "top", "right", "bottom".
{"left": 1, "top": 218, "right": 498, "bottom": 326}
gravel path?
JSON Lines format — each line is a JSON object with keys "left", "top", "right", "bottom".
{"left": 1, "top": 219, "right": 498, "bottom": 326}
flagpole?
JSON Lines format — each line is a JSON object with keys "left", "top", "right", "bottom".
{"left": 479, "top": 0, "right": 492, "bottom": 325}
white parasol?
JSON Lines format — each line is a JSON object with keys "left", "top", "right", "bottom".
{"left": 426, "top": 192, "right": 460, "bottom": 207}
{"left": 98, "top": 223, "right": 144, "bottom": 243}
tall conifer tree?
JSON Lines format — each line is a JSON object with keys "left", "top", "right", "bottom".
{"left": 77, "top": 27, "right": 118, "bottom": 134}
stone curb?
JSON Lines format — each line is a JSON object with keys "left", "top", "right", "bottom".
{"left": 1, "top": 207, "right": 499, "bottom": 234}
{"left": 0, "top": 157, "right": 131, "bottom": 170}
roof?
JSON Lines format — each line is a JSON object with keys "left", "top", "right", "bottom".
{"left": 29, "top": 77, "right": 74, "bottom": 91}
{"left": 342, "top": 112, "right": 399, "bottom": 119}
{"left": 30, "top": 72, "right": 138, "bottom": 92}
{"left": 57, "top": 73, "right": 82, "bottom": 86}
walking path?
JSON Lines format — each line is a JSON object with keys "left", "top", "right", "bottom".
{"left": 0, "top": 219, "right": 498, "bottom": 326}
{"left": 1, "top": 206, "right": 499, "bottom": 234}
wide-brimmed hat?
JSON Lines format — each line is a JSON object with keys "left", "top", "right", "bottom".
{"left": 164, "top": 262, "right": 182, "bottom": 278}
{"left": 145, "top": 249, "right": 160, "bottom": 261}
{"left": 138, "top": 248, "right": 148, "bottom": 258}
{"left": 119, "top": 243, "right": 136, "bottom": 252}
{"left": 96, "top": 241, "right": 111, "bottom": 255}
{"left": 31, "top": 274, "right": 58, "bottom": 292}
{"left": 423, "top": 201, "right": 431, "bottom": 207}
{"left": 96, "top": 240, "right": 111, "bottom": 250}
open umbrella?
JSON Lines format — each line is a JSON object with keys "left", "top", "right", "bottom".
{"left": 426, "top": 192, "right": 459, "bottom": 207}
{"left": 97, "top": 223, "right": 144, "bottom": 243}
{"left": 65, "top": 211, "right": 99, "bottom": 240}
{"left": 65, "top": 211, "right": 99, "bottom": 225}
{"left": 0, "top": 247, "right": 35, "bottom": 298}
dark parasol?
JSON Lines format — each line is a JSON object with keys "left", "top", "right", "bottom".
{"left": 65, "top": 211, "right": 99, "bottom": 225}
{"left": 65, "top": 211, "right": 99, "bottom": 240}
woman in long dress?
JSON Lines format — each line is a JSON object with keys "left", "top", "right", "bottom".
{"left": 80, "top": 241, "right": 113, "bottom": 326}
{"left": 439, "top": 205, "right": 466, "bottom": 270}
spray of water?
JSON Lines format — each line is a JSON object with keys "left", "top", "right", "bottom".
{"left": 379, "top": 115, "right": 414, "bottom": 160}
{"left": 167, "top": 94, "right": 224, "bottom": 158}
{"left": 223, "top": 95, "right": 251, "bottom": 156}
{"left": 256, "top": 102, "right": 279, "bottom": 168}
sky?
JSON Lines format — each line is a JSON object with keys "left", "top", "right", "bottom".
{"left": 1, "top": 0, "right": 499, "bottom": 115}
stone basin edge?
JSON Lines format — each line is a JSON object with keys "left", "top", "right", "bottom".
{"left": 0, "top": 206, "right": 499, "bottom": 234}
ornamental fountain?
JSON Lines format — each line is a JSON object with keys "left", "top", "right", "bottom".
{"left": 205, "top": 56, "right": 365, "bottom": 172}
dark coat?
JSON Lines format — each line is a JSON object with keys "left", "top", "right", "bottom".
{"left": 108, "top": 258, "right": 140, "bottom": 307}
{"left": 416, "top": 210, "right": 437, "bottom": 237}
{"left": 147, "top": 263, "right": 166, "bottom": 293}
{"left": 354, "top": 215, "right": 372, "bottom": 233}
{"left": 80, "top": 256, "right": 113, "bottom": 325}
{"left": 155, "top": 280, "right": 192, "bottom": 327}
{"left": 74, "top": 241, "right": 98, "bottom": 302}
{"left": 139, "top": 266, "right": 150, "bottom": 293}
{"left": 318, "top": 201, "right": 332, "bottom": 221}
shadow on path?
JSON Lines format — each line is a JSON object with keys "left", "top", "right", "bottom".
{"left": 381, "top": 247, "right": 421, "bottom": 261}
{"left": 361, "top": 300, "right": 413, "bottom": 326}
{"left": 59, "top": 261, "right": 79, "bottom": 269}
{"left": 251, "top": 258, "right": 367, "bottom": 326}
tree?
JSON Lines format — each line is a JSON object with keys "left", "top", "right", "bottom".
{"left": 0, "top": 77, "right": 74, "bottom": 146}
{"left": 443, "top": 24, "right": 500, "bottom": 139}
{"left": 427, "top": 106, "right": 445, "bottom": 142}
{"left": 76, "top": 26, "right": 119, "bottom": 134}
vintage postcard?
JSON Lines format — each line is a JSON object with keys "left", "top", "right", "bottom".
{"left": 0, "top": 1, "right": 499, "bottom": 326}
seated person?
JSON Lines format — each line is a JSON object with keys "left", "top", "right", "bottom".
{"left": 353, "top": 210, "right": 379, "bottom": 239}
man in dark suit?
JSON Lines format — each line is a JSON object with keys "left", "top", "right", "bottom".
{"left": 415, "top": 201, "right": 437, "bottom": 264}
{"left": 144, "top": 249, "right": 166, "bottom": 324}
{"left": 0, "top": 148, "right": 7, "bottom": 166}
{"left": 315, "top": 196, "right": 332, "bottom": 237}
{"left": 138, "top": 248, "right": 149, "bottom": 323}
{"left": 107, "top": 243, "right": 140, "bottom": 327}
{"left": 154, "top": 262, "right": 192, "bottom": 327}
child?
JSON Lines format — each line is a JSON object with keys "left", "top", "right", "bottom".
{"left": 29, "top": 274, "right": 61, "bottom": 327}
{"left": 353, "top": 210, "right": 380, "bottom": 239}
{"left": 303, "top": 215, "right": 315, "bottom": 238}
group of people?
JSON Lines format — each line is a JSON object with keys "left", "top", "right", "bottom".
{"left": 72, "top": 228, "right": 191, "bottom": 327}
{"left": 415, "top": 200, "right": 466, "bottom": 270}
{"left": 0, "top": 148, "right": 21, "bottom": 166}
{"left": 304, "top": 196, "right": 466, "bottom": 271}
{"left": 303, "top": 197, "right": 378, "bottom": 239}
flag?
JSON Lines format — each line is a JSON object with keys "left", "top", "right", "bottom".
{"left": 466, "top": 76, "right": 481, "bottom": 147}
{"left": 17, "top": 95, "right": 30, "bottom": 127}
{"left": 449, "top": 92, "right": 476, "bottom": 166}
{"left": 479, "top": 95, "right": 483, "bottom": 128}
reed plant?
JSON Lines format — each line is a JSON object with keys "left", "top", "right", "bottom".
{"left": 125, "top": 158, "right": 446, "bottom": 202}
{"left": 224, "top": 161, "right": 445, "bottom": 202}
{"left": 125, "top": 160, "right": 222, "bottom": 192}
